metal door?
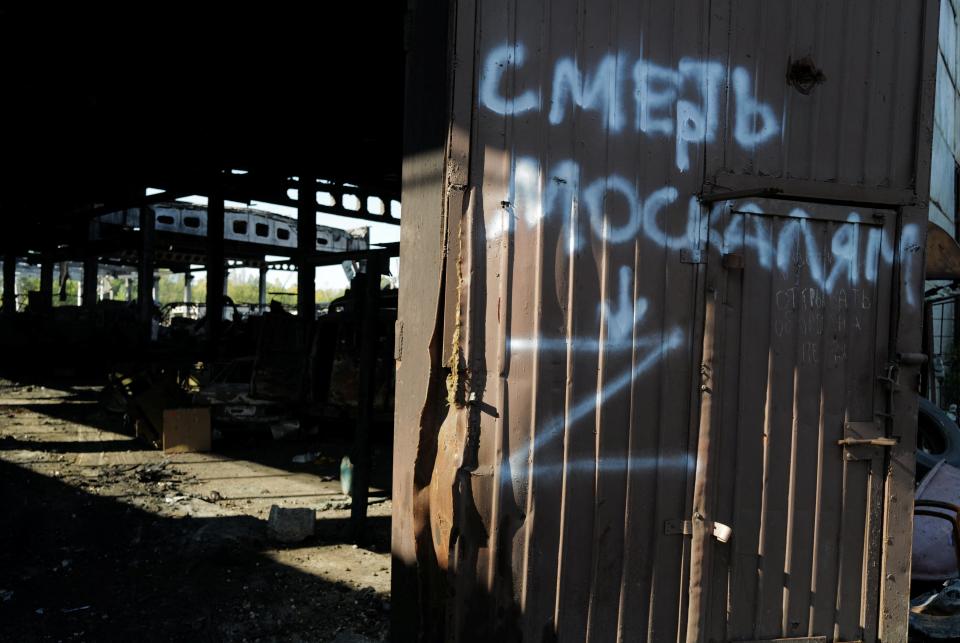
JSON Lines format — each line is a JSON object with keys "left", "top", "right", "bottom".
{"left": 686, "top": 198, "right": 897, "bottom": 643}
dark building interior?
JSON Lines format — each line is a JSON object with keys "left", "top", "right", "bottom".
{"left": 0, "top": 5, "right": 414, "bottom": 641}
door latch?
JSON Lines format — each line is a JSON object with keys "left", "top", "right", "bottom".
{"left": 837, "top": 437, "right": 898, "bottom": 447}
{"left": 664, "top": 517, "right": 733, "bottom": 543}
{"left": 839, "top": 421, "right": 897, "bottom": 461}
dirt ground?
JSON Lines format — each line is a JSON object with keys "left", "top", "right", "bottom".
{"left": 0, "top": 378, "right": 392, "bottom": 642}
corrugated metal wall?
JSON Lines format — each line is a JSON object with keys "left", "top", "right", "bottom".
{"left": 710, "top": 1, "right": 924, "bottom": 191}
{"left": 394, "top": 1, "right": 940, "bottom": 641}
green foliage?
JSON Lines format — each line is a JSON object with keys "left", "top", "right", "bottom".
{"left": 4, "top": 270, "right": 346, "bottom": 307}
{"left": 16, "top": 274, "right": 38, "bottom": 297}
{"left": 162, "top": 272, "right": 343, "bottom": 306}
{"left": 13, "top": 273, "right": 80, "bottom": 306}
{"left": 156, "top": 273, "right": 183, "bottom": 304}
{"left": 104, "top": 277, "right": 132, "bottom": 301}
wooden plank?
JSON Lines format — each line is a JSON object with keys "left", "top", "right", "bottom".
{"left": 861, "top": 213, "right": 896, "bottom": 643}
{"left": 878, "top": 204, "right": 930, "bottom": 640}
{"left": 684, "top": 204, "right": 728, "bottom": 643}
{"left": 703, "top": 206, "right": 742, "bottom": 639}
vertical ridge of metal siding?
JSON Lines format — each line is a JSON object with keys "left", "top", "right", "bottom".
{"left": 554, "top": 0, "right": 604, "bottom": 633}
{"left": 715, "top": 0, "right": 925, "bottom": 193}
{"left": 516, "top": 0, "right": 566, "bottom": 638}
{"left": 808, "top": 384, "right": 829, "bottom": 635}
{"left": 806, "top": 0, "right": 827, "bottom": 182}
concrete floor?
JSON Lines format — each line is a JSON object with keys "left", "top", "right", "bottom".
{"left": 0, "top": 379, "right": 392, "bottom": 642}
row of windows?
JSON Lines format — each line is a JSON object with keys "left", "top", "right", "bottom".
{"left": 156, "top": 213, "right": 338, "bottom": 246}
{"left": 157, "top": 214, "right": 201, "bottom": 228}
{"left": 229, "top": 219, "right": 290, "bottom": 240}
{"left": 285, "top": 189, "right": 401, "bottom": 218}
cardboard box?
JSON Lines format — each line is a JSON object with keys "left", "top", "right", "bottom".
{"left": 162, "top": 408, "right": 211, "bottom": 454}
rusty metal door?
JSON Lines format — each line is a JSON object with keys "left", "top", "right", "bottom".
{"left": 686, "top": 198, "right": 897, "bottom": 643}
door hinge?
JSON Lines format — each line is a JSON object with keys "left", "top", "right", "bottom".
{"left": 664, "top": 517, "right": 732, "bottom": 543}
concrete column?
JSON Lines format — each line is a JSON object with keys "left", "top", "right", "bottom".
{"left": 138, "top": 207, "right": 156, "bottom": 339}
{"left": 57, "top": 261, "right": 70, "bottom": 303}
{"left": 297, "top": 172, "right": 316, "bottom": 323}
{"left": 206, "top": 180, "right": 226, "bottom": 346}
{"left": 39, "top": 256, "right": 54, "bottom": 309}
{"left": 82, "top": 256, "right": 98, "bottom": 310}
{"left": 351, "top": 252, "right": 385, "bottom": 540}
{"left": 184, "top": 267, "right": 192, "bottom": 303}
{"left": 258, "top": 265, "right": 268, "bottom": 310}
{"left": 2, "top": 255, "right": 16, "bottom": 316}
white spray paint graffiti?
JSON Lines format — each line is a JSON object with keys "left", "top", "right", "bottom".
{"left": 479, "top": 43, "right": 779, "bottom": 172}
{"left": 488, "top": 160, "right": 918, "bottom": 490}
{"left": 474, "top": 43, "right": 920, "bottom": 493}
{"left": 601, "top": 266, "right": 648, "bottom": 341}
{"left": 549, "top": 54, "right": 625, "bottom": 133}
{"left": 503, "top": 272, "right": 682, "bottom": 483}
{"left": 478, "top": 43, "right": 539, "bottom": 115}
{"left": 516, "top": 453, "right": 696, "bottom": 480}
{"left": 489, "top": 156, "right": 913, "bottom": 297}
{"left": 506, "top": 317, "right": 686, "bottom": 483}
{"left": 489, "top": 168, "right": 919, "bottom": 486}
